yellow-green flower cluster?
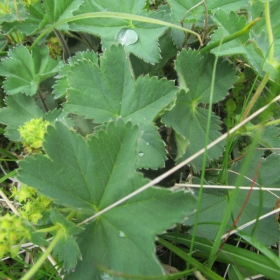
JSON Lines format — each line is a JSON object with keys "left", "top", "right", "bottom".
{"left": 11, "top": 185, "right": 52, "bottom": 224}
{"left": 0, "top": 214, "right": 30, "bottom": 259}
{"left": 47, "top": 37, "right": 62, "bottom": 59}
{"left": 18, "top": 118, "right": 50, "bottom": 153}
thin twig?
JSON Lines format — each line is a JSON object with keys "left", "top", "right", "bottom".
{"left": 221, "top": 207, "right": 280, "bottom": 239}
{"left": 173, "top": 183, "right": 280, "bottom": 192}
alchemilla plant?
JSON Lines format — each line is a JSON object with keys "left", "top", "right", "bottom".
{"left": 0, "top": 0, "right": 280, "bottom": 279}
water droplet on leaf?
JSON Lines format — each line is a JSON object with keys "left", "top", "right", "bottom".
{"left": 146, "top": 142, "right": 149, "bottom": 145}
{"left": 139, "top": 152, "right": 144, "bottom": 157}
{"left": 115, "top": 28, "right": 138, "bottom": 46}
{"left": 100, "top": 273, "right": 113, "bottom": 280}
{"left": 119, "top": 231, "right": 126, "bottom": 238}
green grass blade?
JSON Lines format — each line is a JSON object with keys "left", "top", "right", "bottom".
{"left": 158, "top": 237, "right": 224, "bottom": 280}
{"left": 162, "top": 234, "right": 280, "bottom": 280}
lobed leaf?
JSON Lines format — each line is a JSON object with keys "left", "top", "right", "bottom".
{"left": 18, "top": 119, "right": 197, "bottom": 279}
{"left": 0, "top": 94, "right": 44, "bottom": 141}
{"left": 69, "top": 0, "right": 168, "bottom": 63}
{"left": 41, "top": 0, "right": 83, "bottom": 30}
{"left": 0, "top": 45, "right": 61, "bottom": 96}
{"left": 62, "top": 44, "right": 178, "bottom": 169}
{"left": 162, "top": 50, "right": 236, "bottom": 169}
{"left": 1, "top": 3, "right": 44, "bottom": 35}
{"left": 210, "top": 8, "right": 280, "bottom": 80}
{"left": 0, "top": 95, "right": 73, "bottom": 142}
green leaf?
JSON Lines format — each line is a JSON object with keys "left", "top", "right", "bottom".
{"left": 210, "top": 11, "right": 249, "bottom": 56}
{"left": 185, "top": 152, "right": 280, "bottom": 246}
{"left": 0, "top": 45, "right": 61, "bottom": 96}
{"left": 166, "top": 0, "right": 247, "bottom": 28}
{"left": 210, "top": 8, "right": 280, "bottom": 80}
{"left": 248, "top": 0, "right": 280, "bottom": 79}
{"left": 0, "top": 1, "right": 27, "bottom": 24}
{"left": 207, "top": 0, "right": 248, "bottom": 12}
{"left": 1, "top": 3, "right": 44, "bottom": 35}
{"left": 41, "top": 0, "right": 83, "bottom": 30}
{"left": 0, "top": 94, "right": 73, "bottom": 142}
{"left": 53, "top": 235, "right": 81, "bottom": 273}
{"left": 229, "top": 151, "right": 280, "bottom": 189}
{"left": 158, "top": 237, "right": 224, "bottom": 280}
{"left": 170, "top": 51, "right": 233, "bottom": 167}
{"left": 63, "top": 44, "right": 177, "bottom": 169}
{"left": 186, "top": 188, "right": 279, "bottom": 247}
{"left": 44, "top": 108, "right": 73, "bottom": 128}
{"left": 137, "top": 123, "right": 167, "bottom": 169}
{"left": 162, "top": 49, "right": 236, "bottom": 169}
{"left": 175, "top": 50, "right": 236, "bottom": 104}
{"left": 228, "top": 266, "right": 245, "bottom": 280}
{"left": 50, "top": 210, "right": 82, "bottom": 272}
{"left": 69, "top": 0, "right": 168, "bottom": 63}
{"left": 0, "top": 93, "right": 44, "bottom": 141}
{"left": 18, "top": 119, "right": 196, "bottom": 279}
{"left": 237, "top": 231, "right": 280, "bottom": 270}
{"left": 53, "top": 50, "right": 99, "bottom": 99}
{"left": 255, "top": 125, "right": 280, "bottom": 148}
{"left": 0, "top": 34, "right": 7, "bottom": 51}
{"left": 130, "top": 32, "right": 177, "bottom": 78}
{"left": 166, "top": 0, "right": 203, "bottom": 24}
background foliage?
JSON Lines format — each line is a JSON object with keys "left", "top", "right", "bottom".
{"left": 0, "top": 0, "right": 280, "bottom": 279}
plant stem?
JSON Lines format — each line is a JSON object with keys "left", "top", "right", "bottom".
{"left": 241, "top": 72, "right": 269, "bottom": 121}
{"left": 30, "top": 12, "right": 202, "bottom": 50}
{"left": 242, "top": 2, "right": 274, "bottom": 121}
{"left": 36, "top": 225, "right": 60, "bottom": 233}
{"left": 20, "top": 229, "right": 63, "bottom": 280}
{"left": 38, "top": 88, "right": 49, "bottom": 112}
{"left": 199, "top": 18, "right": 261, "bottom": 54}
{"left": 0, "top": 170, "right": 17, "bottom": 183}
{"left": 264, "top": 2, "right": 274, "bottom": 64}
{"left": 13, "top": 0, "right": 21, "bottom": 22}
{"left": 207, "top": 128, "right": 262, "bottom": 267}
{"left": 187, "top": 40, "right": 220, "bottom": 271}
{"left": 54, "top": 29, "right": 70, "bottom": 61}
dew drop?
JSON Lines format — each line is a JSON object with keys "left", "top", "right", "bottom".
{"left": 115, "top": 28, "right": 138, "bottom": 46}
{"left": 119, "top": 231, "right": 126, "bottom": 238}
{"left": 146, "top": 142, "right": 149, "bottom": 145}
{"left": 100, "top": 273, "right": 113, "bottom": 280}
{"left": 139, "top": 152, "right": 144, "bottom": 157}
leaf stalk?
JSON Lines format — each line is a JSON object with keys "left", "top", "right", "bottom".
{"left": 199, "top": 17, "right": 261, "bottom": 54}
{"left": 30, "top": 12, "right": 202, "bottom": 50}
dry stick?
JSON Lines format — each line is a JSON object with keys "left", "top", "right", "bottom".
{"left": 0, "top": 189, "right": 20, "bottom": 216}
{"left": 180, "top": 0, "right": 204, "bottom": 24}
{"left": 13, "top": 0, "right": 21, "bottom": 22}
{"left": 173, "top": 183, "right": 280, "bottom": 193}
{"left": 221, "top": 207, "right": 280, "bottom": 239}
{"left": 78, "top": 94, "right": 280, "bottom": 226}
